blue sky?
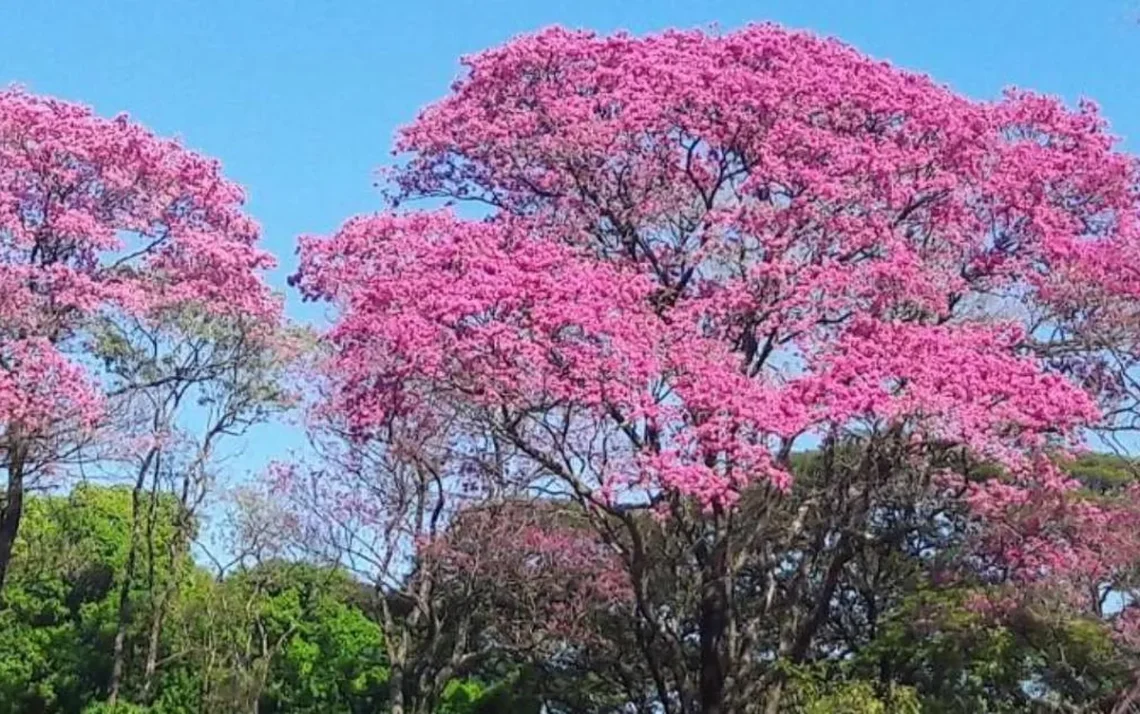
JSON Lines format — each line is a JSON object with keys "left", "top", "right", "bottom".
{"left": 4, "top": 0, "right": 1140, "bottom": 478}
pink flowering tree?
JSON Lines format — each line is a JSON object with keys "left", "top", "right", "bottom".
{"left": 424, "top": 498, "right": 632, "bottom": 655}
{"left": 294, "top": 26, "right": 1140, "bottom": 713}
{"left": 0, "top": 86, "right": 283, "bottom": 671}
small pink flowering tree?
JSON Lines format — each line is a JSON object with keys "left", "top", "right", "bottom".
{"left": 295, "top": 26, "right": 1140, "bottom": 712}
{"left": 0, "top": 87, "right": 281, "bottom": 640}
{"left": 424, "top": 498, "right": 633, "bottom": 656}
{"left": 271, "top": 407, "right": 635, "bottom": 714}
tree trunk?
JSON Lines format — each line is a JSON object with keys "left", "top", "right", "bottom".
{"left": 0, "top": 443, "right": 26, "bottom": 595}
{"left": 108, "top": 448, "right": 158, "bottom": 706}
{"left": 142, "top": 507, "right": 190, "bottom": 700}
{"left": 698, "top": 533, "right": 729, "bottom": 714}
{"left": 140, "top": 586, "right": 169, "bottom": 701}
{"left": 389, "top": 662, "right": 406, "bottom": 714}
{"left": 762, "top": 680, "right": 784, "bottom": 714}
{"left": 198, "top": 645, "right": 217, "bottom": 714}
{"left": 107, "top": 491, "right": 141, "bottom": 706}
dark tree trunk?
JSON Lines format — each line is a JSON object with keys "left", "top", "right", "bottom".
{"left": 699, "top": 531, "right": 729, "bottom": 714}
{"left": 108, "top": 448, "right": 158, "bottom": 706}
{"left": 140, "top": 586, "right": 169, "bottom": 701}
{"left": 107, "top": 484, "right": 143, "bottom": 706}
{"left": 0, "top": 444, "right": 26, "bottom": 595}
{"left": 389, "top": 662, "right": 406, "bottom": 714}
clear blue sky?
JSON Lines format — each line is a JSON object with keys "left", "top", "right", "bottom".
{"left": 3, "top": 0, "right": 1140, "bottom": 477}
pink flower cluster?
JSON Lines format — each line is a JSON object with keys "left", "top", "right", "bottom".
{"left": 423, "top": 501, "right": 632, "bottom": 647}
{"left": 964, "top": 464, "right": 1138, "bottom": 584}
{"left": 0, "top": 339, "right": 101, "bottom": 436}
{"left": 957, "top": 462, "right": 1140, "bottom": 650}
{"left": 0, "top": 89, "right": 279, "bottom": 443}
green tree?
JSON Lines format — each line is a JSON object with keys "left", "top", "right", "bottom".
{"left": 0, "top": 486, "right": 394, "bottom": 714}
{"left": 150, "top": 560, "right": 388, "bottom": 714}
{"left": 0, "top": 484, "right": 186, "bottom": 713}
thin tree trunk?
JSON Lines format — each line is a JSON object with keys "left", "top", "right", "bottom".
{"left": 140, "top": 586, "right": 169, "bottom": 701}
{"left": 762, "top": 680, "right": 784, "bottom": 714}
{"left": 389, "top": 662, "right": 406, "bottom": 714}
{"left": 142, "top": 506, "right": 191, "bottom": 699}
{"left": 141, "top": 460, "right": 168, "bottom": 702}
{"left": 108, "top": 447, "right": 159, "bottom": 706}
{"left": 698, "top": 530, "right": 729, "bottom": 714}
{"left": 0, "top": 442, "right": 26, "bottom": 595}
{"left": 199, "top": 640, "right": 217, "bottom": 714}
{"left": 143, "top": 417, "right": 209, "bottom": 700}
{"left": 107, "top": 490, "right": 142, "bottom": 706}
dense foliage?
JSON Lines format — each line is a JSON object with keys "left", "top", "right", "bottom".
{"left": 0, "top": 486, "right": 517, "bottom": 714}
{"left": 5, "top": 461, "right": 1140, "bottom": 712}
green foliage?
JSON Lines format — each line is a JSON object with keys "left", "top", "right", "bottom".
{"left": 80, "top": 703, "right": 150, "bottom": 714}
{"left": 788, "top": 677, "right": 921, "bottom": 714}
{"left": 1065, "top": 452, "right": 1137, "bottom": 494}
{"left": 235, "top": 562, "right": 389, "bottom": 713}
{"left": 437, "top": 679, "right": 488, "bottom": 714}
{"left": 144, "top": 561, "right": 389, "bottom": 714}
{"left": 0, "top": 485, "right": 156, "bottom": 713}
{"left": 855, "top": 586, "right": 1129, "bottom": 712}
{"left": 0, "top": 487, "right": 392, "bottom": 714}
{"left": 436, "top": 671, "right": 542, "bottom": 714}
{"left": 3, "top": 481, "right": 1136, "bottom": 713}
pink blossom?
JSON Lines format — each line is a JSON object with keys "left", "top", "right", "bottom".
{"left": 0, "top": 88, "right": 278, "bottom": 450}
